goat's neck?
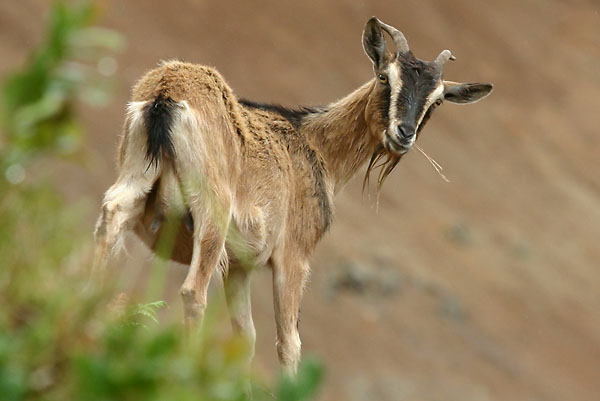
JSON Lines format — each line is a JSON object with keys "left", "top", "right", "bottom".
{"left": 302, "top": 80, "right": 379, "bottom": 191}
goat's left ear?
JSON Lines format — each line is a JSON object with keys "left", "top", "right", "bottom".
{"left": 443, "top": 81, "right": 493, "bottom": 104}
{"left": 362, "top": 17, "right": 387, "bottom": 69}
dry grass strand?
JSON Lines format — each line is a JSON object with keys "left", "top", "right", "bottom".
{"left": 415, "top": 144, "right": 450, "bottom": 183}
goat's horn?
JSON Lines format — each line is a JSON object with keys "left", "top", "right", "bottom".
{"left": 435, "top": 49, "right": 456, "bottom": 68}
{"left": 376, "top": 19, "right": 409, "bottom": 55}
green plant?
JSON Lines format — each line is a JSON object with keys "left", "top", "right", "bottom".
{"left": 277, "top": 358, "right": 324, "bottom": 401}
{"left": 0, "top": 2, "right": 323, "bottom": 400}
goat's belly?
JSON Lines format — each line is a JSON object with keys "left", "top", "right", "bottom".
{"left": 134, "top": 216, "right": 194, "bottom": 265}
{"left": 133, "top": 185, "right": 272, "bottom": 267}
{"left": 133, "top": 211, "right": 270, "bottom": 268}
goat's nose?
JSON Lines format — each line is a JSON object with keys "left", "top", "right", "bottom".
{"left": 398, "top": 124, "right": 416, "bottom": 139}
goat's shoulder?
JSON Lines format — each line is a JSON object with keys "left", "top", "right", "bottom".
{"left": 236, "top": 103, "right": 333, "bottom": 244}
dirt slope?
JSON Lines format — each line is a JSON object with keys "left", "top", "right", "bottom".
{"left": 2, "top": 1, "right": 599, "bottom": 400}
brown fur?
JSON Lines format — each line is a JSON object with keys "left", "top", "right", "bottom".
{"left": 94, "top": 60, "right": 384, "bottom": 373}
{"left": 93, "top": 19, "right": 492, "bottom": 375}
{"left": 125, "top": 62, "right": 387, "bottom": 265}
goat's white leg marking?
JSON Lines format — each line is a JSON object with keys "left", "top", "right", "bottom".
{"left": 93, "top": 176, "right": 156, "bottom": 280}
{"left": 93, "top": 182, "right": 151, "bottom": 282}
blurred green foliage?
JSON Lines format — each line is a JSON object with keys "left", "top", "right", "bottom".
{"left": 0, "top": 1, "right": 323, "bottom": 400}
{"left": 1, "top": 0, "right": 123, "bottom": 173}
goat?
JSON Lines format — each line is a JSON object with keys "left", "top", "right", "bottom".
{"left": 93, "top": 17, "right": 493, "bottom": 375}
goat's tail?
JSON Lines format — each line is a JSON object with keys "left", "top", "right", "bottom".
{"left": 143, "top": 94, "right": 177, "bottom": 170}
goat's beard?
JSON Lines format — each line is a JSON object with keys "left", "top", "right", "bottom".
{"left": 362, "top": 143, "right": 403, "bottom": 193}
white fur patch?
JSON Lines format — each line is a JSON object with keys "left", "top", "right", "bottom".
{"left": 417, "top": 82, "right": 444, "bottom": 127}
{"left": 387, "top": 64, "right": 402, "bottom": 127}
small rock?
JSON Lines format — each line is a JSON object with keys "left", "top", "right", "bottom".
{"left": 446, "top": 221, "right": 473, "bottom": 246}
{"left": 328, "top": 260, "right": 403, "bottom": 297}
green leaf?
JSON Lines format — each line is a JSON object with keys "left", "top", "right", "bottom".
{"left": 277, "top": 358, "right": 324, "bottom": 401}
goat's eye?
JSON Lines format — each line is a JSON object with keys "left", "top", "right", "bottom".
{"left": 378, "top": 74, "right": 388, "bottom": 84}
{"left": 435, "top": 99, "right": 443, "bottom": 106}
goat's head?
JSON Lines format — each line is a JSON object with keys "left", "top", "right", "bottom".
{"left": 362, "top": 17, "right": 493, "bottom": 159}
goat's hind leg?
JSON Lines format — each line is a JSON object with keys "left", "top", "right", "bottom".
{"left": 180, "top": 204, "right": 231, "bottom": 328}
{"left": 92, "top": 101, "right": 159, "bottom": 282}
{"left": 93, "top": 175, "right": 155, "bottom": 282}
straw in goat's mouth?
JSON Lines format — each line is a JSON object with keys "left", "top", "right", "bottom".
{"left": 415, "top": 144, "right": 450, "bottom": 183}
{"left": 362, "top": 142, "right": 450, "bottom": 197}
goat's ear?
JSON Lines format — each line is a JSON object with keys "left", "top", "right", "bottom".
{"left": 362, "top": 17, "right": 387, "bottom": 69}
{"left": 443, "top": 81, "right": 493, "bottom": 104}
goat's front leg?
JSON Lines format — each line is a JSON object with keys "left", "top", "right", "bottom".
{"left": 271, "top": 253, "right": 310, "bottom": 376}
{"left": 224, "top": 263, "right": 256, "bottom": 363}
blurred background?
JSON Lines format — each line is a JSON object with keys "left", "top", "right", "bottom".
{"left": 1, "top": 1, "right": 598, "bottom": 401}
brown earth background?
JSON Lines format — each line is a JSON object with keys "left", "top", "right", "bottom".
{"left": 2, "top": 1, "right": 599, "bottom": 400}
